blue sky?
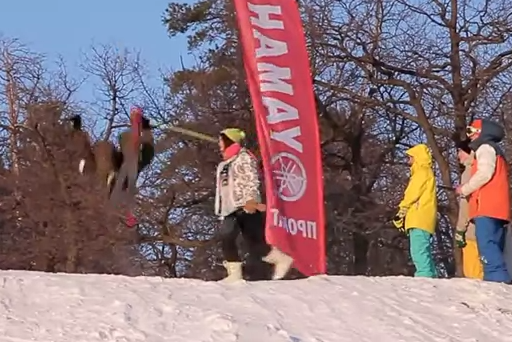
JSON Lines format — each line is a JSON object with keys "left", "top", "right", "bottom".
{"left": 0, "top": 0, "right": 191, "bottom": 101}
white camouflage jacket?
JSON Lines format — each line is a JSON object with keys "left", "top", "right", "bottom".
{"left": 214, "top": 148, "right": 261, "bottom": 217}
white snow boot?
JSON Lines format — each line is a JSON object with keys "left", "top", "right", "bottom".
{"left": 220, "top": 261, "right": 243, "bottom": 282}
{"left": 262, "top": 247, "right": 293, "bottom": 280}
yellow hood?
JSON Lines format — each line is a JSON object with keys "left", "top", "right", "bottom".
{"left": 406, "top": 144, "right": 432, "bottom": 168}
{"left": 399, "top": 143, "right": 437, "bottom": 234}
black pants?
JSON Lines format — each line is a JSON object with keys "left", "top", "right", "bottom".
{"left": 219, "top": 210, "right": 271, "bottom": 262}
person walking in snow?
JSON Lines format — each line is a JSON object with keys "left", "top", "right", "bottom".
{"left": 456, "top": 119, "right": 511, "bottom": 284}
{"left": 453, "top": 138, "right": 483, "bottom": 280}
{"left": 393, "top": 144, "right": 437, "bottom": 278}
{"left": 214, "top": 128, "right": 293, "bottom": 281}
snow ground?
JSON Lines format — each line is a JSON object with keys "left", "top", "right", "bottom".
{"left": 1, "top": 270, "right": 512, "bottom": 342}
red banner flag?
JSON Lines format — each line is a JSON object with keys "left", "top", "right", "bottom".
{"left": 233, "top": 0, "right": 326, "bottom": 275}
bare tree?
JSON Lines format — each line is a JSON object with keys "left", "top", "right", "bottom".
{"left": 158, "top": 0, "right": 420, "bottom": 278}
{"left": 0, "top": 37, "right": 144, "bottom": 275}
{"left": 0, "top": 37, "right": 44, "bottom": 173}
{"left": 0, "top": 100, "right": 142, "bottom": 274}
{"left": 0, "top": 37, "right": 47, "bottom": 236}
{"left": 80, "top": 43, "right": 143, "bottom": 140}
{"left": 305, "top": 0, "right": 512, "bottom": 275}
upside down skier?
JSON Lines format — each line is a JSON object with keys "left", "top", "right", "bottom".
{"left": 214, "top": 128, "right": 293, "bottom": 281}
{"left": 113, "top": 112, "right": 155, "bottom": 191}
{"left": 70, "top": 106, "right": 154, "bottom": 228}
{"left": 110, "top": 106, "right": 155, "bottom": 227}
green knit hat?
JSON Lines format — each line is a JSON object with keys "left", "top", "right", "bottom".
{"left": 220, "top": 128, "right": 246, "bottom": 143}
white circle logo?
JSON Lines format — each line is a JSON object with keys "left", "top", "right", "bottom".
{"left": 270, "top": 152, "right": 307, "bottom": 202}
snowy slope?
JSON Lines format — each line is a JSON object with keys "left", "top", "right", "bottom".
{"left": 1, "top": 271, "right": 512, "bottom": 342}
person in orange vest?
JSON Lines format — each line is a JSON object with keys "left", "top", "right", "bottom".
{"left": 454, "top": 138, "right": 483, "bottom": 279}
{"left": 456, "top": 118, "right": 511, "bottom": 283}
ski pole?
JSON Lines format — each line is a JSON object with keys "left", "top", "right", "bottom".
{"left": 161, "top": 125, "right": 217, "bottom": 143}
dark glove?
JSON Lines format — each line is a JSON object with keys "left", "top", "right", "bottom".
{"left": 455, "top": 230, "right": 467, "bottom": 248}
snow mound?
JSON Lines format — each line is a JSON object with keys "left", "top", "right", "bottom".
{"left": 1, "top": 271, "right": 512, "bottom": 341}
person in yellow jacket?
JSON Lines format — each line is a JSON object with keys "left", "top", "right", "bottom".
{"left": 393, "top": 144, "right": 438, "bottom": 278}
{"left": 454, "top": 138, "right": 484, "bottom": 279}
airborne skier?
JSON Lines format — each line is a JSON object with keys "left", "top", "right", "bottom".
{"left": 110, "top": 106, "right": 155, "bottom": 227}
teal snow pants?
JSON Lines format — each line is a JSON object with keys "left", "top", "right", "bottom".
{"left": 409, "top": 228, "right": 437, "bottom": 278}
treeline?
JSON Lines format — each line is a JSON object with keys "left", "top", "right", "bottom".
{"left": 1, "top": 0, "right": 512, "bottom": 279}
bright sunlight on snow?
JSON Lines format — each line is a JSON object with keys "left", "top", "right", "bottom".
{"left": 1, "top": 271, "right": 512, "bottom": 342}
